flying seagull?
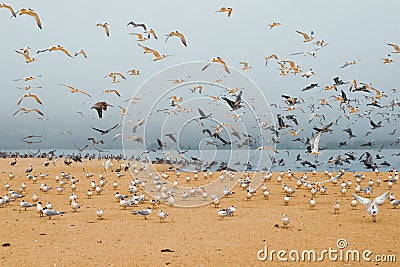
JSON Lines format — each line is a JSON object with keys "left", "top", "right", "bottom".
{"left": 352, "top": 191, "right": 389, "bottom": 222}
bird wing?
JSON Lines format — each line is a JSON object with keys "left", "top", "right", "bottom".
{"left": 91, "top": 127, "right": 105, "bottom": 134}
{"left": 201, "top": 62, "right": 211, "bottom": 71}
{"left": 157, "top": 139, "right": 163, "bottom": 148}
{"left": 31, "top": 94, "right": 43, "bottom": 104}
{"left": 234, "top": 90, "right": 242, "bottom": 106}
{"left": 29, "top": 11, "right": 42, "bottom": 29}
{"left": 32, "top": 109, "right": 44, "bottom": 116}
{"left": 148, "top": 29, "right": 157, "bottom": 39}
{"left": 178, "top": 32, "right": 187, "bottom": 47}
{"left": 222, "top": 62, "right": 230, "bottom": 73}
{"left": 388, "top": 43, "right": 400, "bottom": 50}
{"left": 198, "top": 108, "right": 207, "bottom": 117}
{"left": 107, "top": 123, "right": 119, "bottom": 132}
{"left": 373, "top": 191, "right": 389, "bottom": 205}
{"left": 59, "top": 47, "right": 72, "bottom": 57}
{"left": 352, "top": 194, "right": 371, "bottom": 205}
{"left": 94, "top": 107, "right": 103, "bottom": 118}
{"left": 313, "top": 132, "right": 322, "bottom": 151}
{"left": 222, "top": 97, "right": 235, "bottom": 109}
{"left": 296, "top": 31, "right": 308, "bottom": 40}
{"left": 1, "top": 4, "right": 16, "bottom": 17}
{"left": 104, "top": 25, "right": 109, "bottom": 36}
{"left": 78, "top": 89, "right": 91, "bottom": 97}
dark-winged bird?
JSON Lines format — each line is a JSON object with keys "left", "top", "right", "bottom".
{"left": 222, "top": 90, "right": 243, "bottom": 110}
{"left": 91, "top": 124, "right": 119, "bottom": 135}
{"left": 91, "top": 101, "right": 113, "bottom": 118}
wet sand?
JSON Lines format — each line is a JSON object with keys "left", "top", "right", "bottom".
{"left": 0, "top": 158, "right": 399, "bottom": 266}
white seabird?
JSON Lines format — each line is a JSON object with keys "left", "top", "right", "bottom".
{"left": 352, "top": 191, "right": 389, "bottom": 222}
{"left": 158, "top": 210, "right": 169, "bottom": 222}
{"left": 41, "top": 207, "right": 66, "bottom": 219}
{"left": 132, "top": 207, "right": 152, "bottom": 220}
{"left": 20, "top": 200, "right": 36, "bottom": 210}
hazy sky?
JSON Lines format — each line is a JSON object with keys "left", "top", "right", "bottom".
{"left": 1, "top": 0, "right": 399, "bottom": 151}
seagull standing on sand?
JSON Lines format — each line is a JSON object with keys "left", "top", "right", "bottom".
{"left": 282, "top": 214, "right": 290, "bottom": 228}
{"left": 20, "top": 200, "right": 36, "bottom": 211}
{"left": 158, "top": 210, "right": 169, "bottom": 222}
{"left": 41, "top": 207, "right": 65, "bottom": 219}
{"left": 132, "top": 207, "right": 152, "bottom": 220}
{"left": 96, "top": 209, "right": 104, "bottom": 220}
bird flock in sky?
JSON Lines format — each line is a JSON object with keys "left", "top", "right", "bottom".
{"left": 2, "top": 2, "right": 400, "bottom": 173}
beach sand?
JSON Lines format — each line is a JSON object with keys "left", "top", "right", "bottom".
{"left": 0, "top": 158, "right": 399, "bottom": 266}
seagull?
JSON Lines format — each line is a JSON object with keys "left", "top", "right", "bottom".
{"left": 130, "top": 33, "right": 148, "bottom": 42}
{"left": 310, "top": 132, "right": 322, "bottom": 155}
{"left": 390, "top": 200, "right": 400, "bottom": 209}
{"left": 296, "top": 30, "right": 314, "bottom": 42}
{"left": 202, "top": 56, "right": 230, "bottom": 73}
{"left": 19, "top": 200, "right": 36, "bottom": 211}
{"left": 41, "top": 207, "right": 65, "bottom": 219}
{"left": 353, "top": 191, "right": 389, "bottom": 222}
{"left": 281, "top": 214, "right": 290, "bottom": 228}
{"left": 268, "top": 22, "right": 281, "bottom": 29}
{"left": 158, "top": 210, "right": 169, "bottom": 222}
{"left": 91, "top": 101, "right": 113, "bottom": 118}
{"left": 37, "top": 45, "right": 73, "bottom": 57}
{"left": 17, "top": 8, "right": 42, "bottom": 29}
{"left": 309, "top": 198, "right": 316, "bottom": 209}
{"left": 334, "top": 202, "right": 340, "bottom": 214}
{"left": 351, "top": 198, "right": 358, "bottom": 210}
{"left": 74, "top": 49, "right": 88, "bottom": 58}
{"left": 217, "top": 209, "right": 230, "bottom": 220}
{"left": 215, "top": 7, "right": 233, "bottom": 17}
{"left": 13, "top": 107, "right": 44, "bottom": 116}
{"left": 0, "top": 3, "right": 16, "bottom": 17}
{"left": 387, "top": 43, "right": 400, "bottom": 54}
{"left": 96, "top": 208, "right": 104, "bottom": 220}
{"left": 132, "top": 207, "right": 151, "bottom": 220}
{"left": 165, "top": 31, "right": 187, "bottom": 47}
{"left": 60, "top": 84, "right": 91, "bottom": 97}
{"left": 239, "top": 61, "right": 252, "bottom": 70}
{"left": 96, "top": 22, "right": 109, "bottom": 36}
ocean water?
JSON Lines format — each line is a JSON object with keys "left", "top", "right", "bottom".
{"left": 2, "top": 148, "right": 398, "bottom": 172}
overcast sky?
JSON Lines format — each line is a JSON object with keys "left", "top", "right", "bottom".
{"left": 1, "top": 0, "right": 399, "bottom": 151}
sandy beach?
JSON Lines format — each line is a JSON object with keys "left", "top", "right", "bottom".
{"left": 0, "top": 158, "right": 399, "bottom": 266}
